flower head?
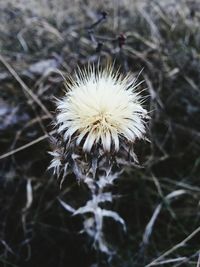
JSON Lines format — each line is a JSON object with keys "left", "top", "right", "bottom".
{"left": 56, "top": 66, "right": 147, "bottom": 154}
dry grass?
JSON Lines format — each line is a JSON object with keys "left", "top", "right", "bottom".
{"left": 0, "top": 0, "right": 200, "bottom": 266}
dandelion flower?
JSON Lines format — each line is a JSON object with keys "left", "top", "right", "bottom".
{"left": 56, "top": 66, "right": 147, "bottom": 153}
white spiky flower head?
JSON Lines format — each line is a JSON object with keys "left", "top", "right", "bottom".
{"left": 56, "top": 65, "right": 147, "bottom": 154}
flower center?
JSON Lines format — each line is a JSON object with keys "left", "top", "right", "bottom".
{"left": 89, "top": 111, "right": 113, "bottom": 132}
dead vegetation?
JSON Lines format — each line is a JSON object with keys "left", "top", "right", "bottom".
{"left": 0, "top": 0, "right": 200, "bottom": 266}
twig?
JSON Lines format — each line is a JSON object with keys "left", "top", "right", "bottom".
{"left": 0, "top": 54, "right": 53, "bottom": 119}
{"left": 197, "top": 252, "right": 200, "bottom": 267}
{"left": 86, "top": 11, "right": 108, "bottom": 55}
{"left": 145, "top": 226, "right": 200, "bottom": 266}
{"left": 0, "top": 130, "right": 56, "bottom": 160}
{"left": 142, "top": 190, "right": 186, "bottom": 246}
{"left": 146, "top": 257, "right": 187, "bottom": 266}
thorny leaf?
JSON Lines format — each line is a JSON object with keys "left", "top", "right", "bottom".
{"left": 74, "top": 205, "right": 94, "bottom": 215}
{"left": 58, "top": 199, "right": 75, "bottom": 213}
{"left": 74, "top": 193, "right": 113, "bottom": 217}
{"left": 97, "top": 172, "right": 122, "bottom": 189}
{"left": 83, "top": 217, "right": 96, "bottom": 237}
{"left": 101, "top": 210, "right": 126, "bottom": 232}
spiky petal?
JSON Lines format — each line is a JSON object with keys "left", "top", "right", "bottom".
{"left": 56, "top": 66, "right": 147, "bottom": 153}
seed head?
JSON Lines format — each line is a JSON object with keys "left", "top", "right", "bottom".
{"left": 56, "top": 66, "right": 147, "bottom": 154}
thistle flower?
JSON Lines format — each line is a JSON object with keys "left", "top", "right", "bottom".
{"left": 49, "top": 66, "right": 148, "bottom": 180}
{"left": 56, "top": 66, "right": 147, "bottom": 152}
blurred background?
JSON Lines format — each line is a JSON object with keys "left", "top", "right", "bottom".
{"left": 0, "top": 0, "right": 200, "bottom": 266}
